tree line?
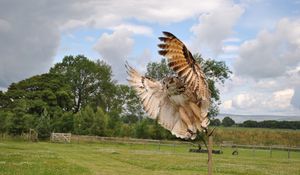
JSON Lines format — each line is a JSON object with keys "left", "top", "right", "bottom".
{"left": 240, "top": 120, "right": 300, "bottom": 129}
{"left": 0, "top": 54, "right": 232, "bottom": 139}
{"left": 210, "top": 116, "right": 300, "bottom": 130}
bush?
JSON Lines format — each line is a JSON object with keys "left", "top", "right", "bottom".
{"left": 222, "top": 116, "right": 235, "bottom": 127}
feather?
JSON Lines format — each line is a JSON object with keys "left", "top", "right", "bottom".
{"left": 158, "top": 32, "right": 211, "bottom": 112}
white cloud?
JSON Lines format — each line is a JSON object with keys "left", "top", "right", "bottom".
{"left": 219, "top": 63, "right": 300, "bottom": 115}
{"left": 222, "top": 37, "right": 241, "bottom": 43}
{"left": 134, "top": 49, "right": 152, "bottom": 73}
{"left": 94, "top": 29, "right": 134, "bottom": 82}
{"left": 0, "top": 0, "right": 230, "bottom": 88}
{"left": 221, "top": 100, "right": 233, "bottom": 110}
{"left": 223, "top": 87, "right": 298, "bottom": 115}
{"left": 85, "top": 36, "right": 95, "bottom": 42}
{"left": 0, "top": 0, "right": 95, "bottom": 88}
{"left": 232, "top": 93, "right": 257, "bottom": 109}
{"left": 235, "top": 18, "right": 300, "bottom": 79}
{"left": 291, "top": 85, "right": 300, "bottom": 109}
{"left": 190, "top": 3, "right": 244, "bottom": 54}
{"left": 0, "top": 18, "right": 11, "bottom": 32}
{"left": 267, "top": 89, "right": 294, "bottom": 109}
{"left": 222, "top": 45, "right": 240, "bottom": 53}
{"left": 60, "top": 0, "right": 228, "bottom": 32}
{"left": 110, "top": 24, "right": 153, "bottom": 36}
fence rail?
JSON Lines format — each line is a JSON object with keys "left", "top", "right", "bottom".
{"left": 71, "top": 135, "right": 300, "bottom": 152}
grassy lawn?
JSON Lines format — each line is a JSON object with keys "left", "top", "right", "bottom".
{"left": 0, "top": 140, "right": 300, "bottom": 175}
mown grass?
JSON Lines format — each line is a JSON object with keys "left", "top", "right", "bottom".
{"left": 0, "top": 140, "right": 300, "bottom": 175}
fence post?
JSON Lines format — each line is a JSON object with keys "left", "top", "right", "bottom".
{"left": 270, "top": 146, "right": 272, "bottom": 158}
{"left": 173, "top": 143, "right": 176, "bottom": 153}
{"left": 288, "top": 148, "right": 290, "bottom": 159}
{"left": 208, "top": 135, "right": 213, "bottom": 175}
{"left": 158, "top": 141, "right": 161, "bottom": 151}
{"left": 252, "top": 146, "right": 255, "bottom": 157}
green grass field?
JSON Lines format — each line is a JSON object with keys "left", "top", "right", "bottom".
{"left": 0, "top": 140, "right": 300, "bottom": 175}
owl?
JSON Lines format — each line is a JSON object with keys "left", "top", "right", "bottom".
{"left": 126, "top": 31, "right": 211, "bottom": 140}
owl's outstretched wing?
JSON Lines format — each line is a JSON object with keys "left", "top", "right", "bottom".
{"left": 126, "top": 64, "right": 195, "bottom": 139}
{"left": 158, "top": 31, "right": 211, "bottom": 117}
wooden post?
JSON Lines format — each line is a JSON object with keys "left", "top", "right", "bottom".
{"left": 270, "top": 146, "right": 272, "bottom": 158}
{"left": 158, "top": 141, "right": 161, "bottom": 151}
{"left": 208, "top": 134, "right": 213, "bottom": 175}
{"left": 173, "top": 143, "right": 176, "bottom": 153}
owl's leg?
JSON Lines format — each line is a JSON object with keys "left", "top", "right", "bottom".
{"left": 178, "top": 106, "right": 196, "bottom": 134}
{"left": 189, "top": 102, "right": 204, "bottom": 120}
{"left": 189, "top": 102, "right": 210, "bottom": 131}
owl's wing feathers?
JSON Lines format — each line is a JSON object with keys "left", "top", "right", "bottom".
{"left": 126, "top": 64, "right": 193, "bottom": 139}
{"left": 126, "top": 64, "right": 162, "bottom": 119}
{"left": 158, "top": 31, "right": 211, "bottom": 117}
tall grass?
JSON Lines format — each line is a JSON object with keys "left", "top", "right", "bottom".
{"left": 213, "top": 127, "right": 300, "bottom": 146}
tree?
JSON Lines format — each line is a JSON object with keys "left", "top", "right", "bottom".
{"left": 91, "top": 107, "right": 109, "bottom": 136}
{"left": 0, "top": 111, "right": 12, "bottom": 136}
{"left": 73, "top": 106, "right": 95, "bottom": 135}
{"left": 116, "top": 85, "right": 144, "bottom": 124}
{"left": 50, "top": 55, "right": 115, "bottom": 113}
{"left": 5, "top": 73, "right": 73, "bottom": 116}
{"left": 0, "top": 91, "right": 10, "bottom": 109}
{"left": 146, "top": 58, "right": 173, "bottom": 80}
{"left": 222, "top": 116, "right": 235, "bottom": 127}
{"left": 135, "top": 119, "right": 150, "bottom": 139}
{"left": 7, "top": 99, "right": 35, "bottom": 135}
{"left": 51, "top": 110, "right": 74, "bottom": 133}
{"left": 242, "top": 120, "right": 258, "bottom": 128}
{"left": 35, "top": 109, "right": 51, "bottom": 139}
{"left": 210, "top": 118, "right": 221, "bottom": 126}
{"left": 145, "top": 54, "right": 231, "bottom": 118}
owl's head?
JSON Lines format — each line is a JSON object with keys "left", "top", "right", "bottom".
{"left": 162, "top": 76, "right": 181, "bottom": 89}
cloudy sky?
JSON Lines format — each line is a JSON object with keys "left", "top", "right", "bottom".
{"left": 0, "top": 0, "right": 300, "bottom": 117}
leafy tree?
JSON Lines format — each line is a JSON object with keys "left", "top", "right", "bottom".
{"left": 106, "top": 109, "right": 122, "bottom": 136}
{"left": 116, "top": 85, "right": 144, "bottom": 124}
{"left": 5, "top": 73, "right": 73, "bottom": 115}
{"left": 73, "top": 105, "right": 95, "bottom": 135}
{"left": 0, "top": 111, "right": 12, "bottom": 135}
{"left": 146, "top": 58, "right": 173, "bottom": 80}
{"left": 50, "top": 55, "right": 114, "bottom": 113}
{"left": 35, "top": 109, "right": 51, "bottom": 139}
{"left": 240, "top": 120, "right": 300, "bottom": 129}
{"left": 0, "top": 91, "right": 10, "bottom": 109}
{"left": 150, "top": 121, "right": 173, "bottom": 140}
{"left": 119, "top": 124, "right": 134, "bottom": 137}
{"left": 222, "top": 116, "right": 235, "bottom": 127}
{"left": 91, "top": 107, "right": 109, "bottom": 136}
{"left": 242, "top": 120, "right": 259, "bottom": 128}
{"left": 7, "top": 100, "right": 34, "bottom": 135}
{"left": 210, "top": 118, "right": 221, "bottom": 126}
{"left": 52, "top": 110, "right": 74, "bottom": 133}
{"left": 135, "top": 119, "right": 150, "bottom": 139}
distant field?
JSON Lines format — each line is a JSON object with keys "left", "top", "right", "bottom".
{"left": 213, "top": 127, "right": 300, "bottom": 146}
{"left": 0, "top": 140, "right": 300, "bottom": 175}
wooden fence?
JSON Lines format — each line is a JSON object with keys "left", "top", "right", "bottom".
{"left": 50, "top": 133, "right": 71, "bottom": 143}
{"left": 71, "top": 135, "right": 300, "bottom": 153}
